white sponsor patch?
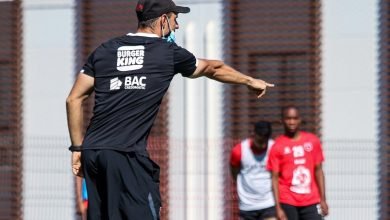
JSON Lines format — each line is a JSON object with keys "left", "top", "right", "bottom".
{"left": 109, "top": 76, "right": 147, "bottom": 90}
{"left": 110, "top": 77, "right": 122, "bottom": 90}
{"left": 304, "top": 142, "right": 313, "bottom": 152}
{"left": 117, "top": 46, "right": 145, "bottom": 71}
{"left": 124, "top": 76, "right": 147, "bottom": 90}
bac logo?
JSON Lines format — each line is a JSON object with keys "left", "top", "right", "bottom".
{"left": 110, "top": 77, "right": 122, "bottom": 90}
{"left": 117, "top": 46, "right": 145, "bottom": 71}
{"left": 124, "top": 76, "right": 146, "bottom": 90}
{"left": 109, "top": 76, "right": 147, "bottom": 91}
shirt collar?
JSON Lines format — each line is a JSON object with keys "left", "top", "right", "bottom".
{"left": 127, "top": 32, "right": 159, "bottom": 38}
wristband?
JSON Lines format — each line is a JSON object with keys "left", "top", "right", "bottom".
{"left": 68, "top": 145, "right": 82, "bottom": 152}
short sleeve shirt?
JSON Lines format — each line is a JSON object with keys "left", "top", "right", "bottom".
{"left": 266, "top": 132, "right": 324, "bottom": 206}
{"left": 81, "top": 33, "right": 196, "bottom": 152}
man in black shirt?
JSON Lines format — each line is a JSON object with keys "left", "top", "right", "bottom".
{"left": 66, "top": 0, "right": 274, "bottom": 219}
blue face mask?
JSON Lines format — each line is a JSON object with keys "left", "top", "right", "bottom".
{"left": 167, "top": 31, "right": 175, "bottom": 43}
{"left": 163, "top": 15, "right": 175, "bottom": 43}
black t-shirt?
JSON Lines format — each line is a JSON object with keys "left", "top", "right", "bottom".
{"left": 81, "top": 34, "right": 196, "bottom": 152}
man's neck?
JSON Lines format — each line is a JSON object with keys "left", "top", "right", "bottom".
{"left": 251, "top": 140, "right": 267, "bottom": 154}
{"left": 137, "top": 27, "right": 160, "bottom": 37}
{"left": 285, "top": 131, "right": 301, "bottom": 140}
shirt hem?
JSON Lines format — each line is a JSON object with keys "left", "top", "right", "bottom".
{"left": 82, "top": 146, "right": 148, "bottom": 155}
{"left": 239, "top": 204, "right": 275, "bottom": 211}
{"left": 279, "top": 200, "right": 320, "bottom": 207}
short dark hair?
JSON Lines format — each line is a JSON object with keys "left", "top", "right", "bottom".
{"left": 254, "top": 121, "right": 272, "bottom": 138}
{"left": 281, "top": 105, "right": 299, "bottom": 118}
{"left": 137, "top": 12, "right": 173, "bottom": 29}
{"left": 138, "top": 17, "right": 159, "bottom": 29}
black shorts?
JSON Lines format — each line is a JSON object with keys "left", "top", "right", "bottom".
{"left": 281, "top": 203, "right": 323, "bottom": 220}
{"left": 239, "top": 206, "right": 276, "bottom": 220}
{"left": 82, "top": 150, "right": 161, "bottom": 220}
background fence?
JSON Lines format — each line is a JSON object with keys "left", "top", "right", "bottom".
{"left": 21, "top": 136, "right": 379, "bottom": 220}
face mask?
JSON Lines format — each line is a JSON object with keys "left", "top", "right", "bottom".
{"left": 162, "top": 15, "right": 175, "bottom": 43}
{"left": 166, "top": 31, "right": 175, "bottom": 43}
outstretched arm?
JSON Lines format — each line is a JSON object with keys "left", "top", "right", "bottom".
{"left": 66, "top": 73, "right": 94, "bottom": 176}
{"left": 190, "top": 59, "right": 274, "bottom": 98}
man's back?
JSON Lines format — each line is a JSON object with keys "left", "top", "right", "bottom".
{"left": 81, "top": 34, "right": 196, "bottom": 152}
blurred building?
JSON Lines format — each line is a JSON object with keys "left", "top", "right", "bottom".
{"left": 0, "top": 1, "right": 23, "bottom": 219}
{"left": 322, "top": 0, "right": 380, "bottom": 219}
{"left": 222, "top": 0, "right": 321, "bottom": 219}
{"left": 22, "top": 0, "right": 76, "bottom": 219}
{"left": 379, "top": 0, "right": 390, "bottom": 218}
{"left": 0, "top": 0, "right": 382, "bottom": 219}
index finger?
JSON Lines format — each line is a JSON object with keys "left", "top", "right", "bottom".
{"left": 257, "top": 88, "right": 266, "bottom": 98}
{"left": 266, "top": 83, "right": 275, "bottom": 87}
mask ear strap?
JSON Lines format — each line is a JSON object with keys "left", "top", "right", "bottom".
{"left": 164, "top": 15, "right": 172, "bottom": 31}
{"left": 161, "top": 16, "right": 166, "bottom": 38}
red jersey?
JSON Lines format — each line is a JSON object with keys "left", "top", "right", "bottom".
{"left": 266, "top": 131, "right": 324, "bottom": 206}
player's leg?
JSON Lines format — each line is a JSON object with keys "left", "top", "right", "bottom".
{"left": 82, "top": 150, "right": 102, "bottom": 220}
{"left": 133, "top": 153, "right": 162, "bottom": 220}
{"left": 260, "top": 206, "right": 277, "bottom": 220}
{"left": 281, "top": 203, "right": 299, "bottom": 220}
{"left": 98, "top": 150, "right": 160, "bottom": 220}
{"left": 299, "top": 204, "right": 323, "bottom": 220}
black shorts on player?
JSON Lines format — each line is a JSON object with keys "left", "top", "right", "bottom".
{"left": 281, "top": 203, "right": 323, "bottom": 220}
{"left": 82, "top": 150, "right": 161, "bottom": 220}
{"left": 239, "top": 206, "right": 276, "bottom": 220}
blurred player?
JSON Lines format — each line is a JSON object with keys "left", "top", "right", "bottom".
{"left": 66, "top": 0, "right": 274, "bottom": 219}
{"left": 75, "top": 176, "right": 88, "bottom": 220}
{"left": 267, "top": 106, "right": 328, "bottom": 220}
{"left": 230, "top": 121, "right": 276, "bottom": 220}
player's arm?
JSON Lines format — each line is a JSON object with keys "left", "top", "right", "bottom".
{"left": 230, "top": 165, "right": 240, "bottom": 181}
{"left": 230, "top": 144, "right": 241, "bottom": 181}
{"left": 271, "top": 171, "right": 287, "bottom": 220}
{"left": 315, "top": 163, "right": 329, "bottom": 216}
{"left": 189, "top": 59, "right": 274, "bottom": 98}
{"left": 66, "top": 73, "right": 94, "bottom": 176}
{"left": 66, "top": 73, "right": 94, "bottom": 146}
{"left": 267, "top": 144, "right": 286, "bottom": 220}
{"left": 313, "top": 135, "right": 328, "bottom": 216}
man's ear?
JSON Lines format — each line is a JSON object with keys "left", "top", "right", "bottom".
{"left": 160, "top": 14, "right": 167, "bottom": 29}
